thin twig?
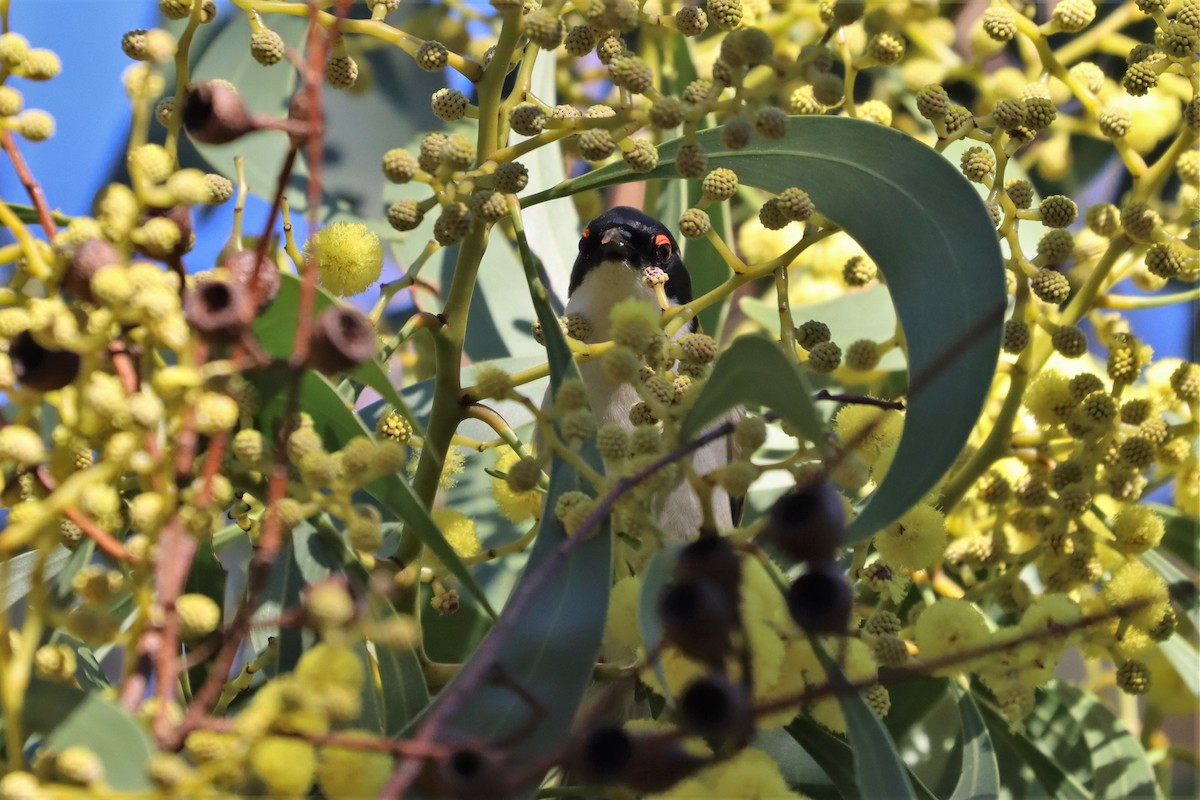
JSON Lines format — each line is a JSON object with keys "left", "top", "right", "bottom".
{"left": 814, "top": 390, "right": 906, "bottom": 411}
{"left": 0, "top": 129, "right": 58, "bottom": 239}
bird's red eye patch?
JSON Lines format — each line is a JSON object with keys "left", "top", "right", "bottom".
{"left": 582, "top": 228, "right": 591, "bottom": 237}
{"left": 654, "top": 233, "right": 670, "bottom": 248}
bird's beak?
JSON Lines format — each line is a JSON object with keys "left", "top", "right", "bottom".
{"left": 599, "top": 227, "right": 634, "bottom": 263}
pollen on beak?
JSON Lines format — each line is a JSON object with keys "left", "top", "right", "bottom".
{"left": 599, "top": 227, "right": 634, "bottom": 262}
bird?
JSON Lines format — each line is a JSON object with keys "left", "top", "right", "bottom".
{"left": 559, "top": 206, "right": 739, "bottom": 544}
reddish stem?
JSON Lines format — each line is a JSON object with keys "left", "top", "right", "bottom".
{"left": 1, "top": 129, "right": 58, "bottom": 239}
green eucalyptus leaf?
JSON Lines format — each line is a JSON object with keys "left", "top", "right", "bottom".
{"left": 1140, "top": 548, "right": 1197, "bottom": 630}
{"left": 2, "top": 547, "right": 73, "bottom": 611}
{"left": 371, "top": 594, "right": 434, "bottom": 737}
{"left": 452, "top": 235, "right": 543, "bottom": 361}
{"left": 526, "top": 117, "right": 1006, "bottom": 543}
{"left": 679, "top": 334, "right": 824, "bottom": 444}
{"left": 812, "top": 640, "right": 919, "bottom": 800}
{"left": 949, "top": 687, "right": 1000, "bottom": 800}
{"left": 785, "top": 717, "right": 864, "bottom": 799}
{"left": 249, "top": 521, "right": 332, "bottom": 674}
{"left": 253, "top": 271, "right": 419, "bottom": 428}
{"left": 754, "top": 726, "right": 840, "bottom": 800}
{"left": 978, "top": 681, "right": 1160, "bottom": 800}
{"left": 1149, "top": 502, "right": 1198, "bottom": 567}
{"left": 24, "top": 677, "right": 155, "bottom": 791}
{"left": 518, "top": 52, "right": 575, "bottom": 307}
{"left": 1157, "top": 635, "right": 1199, "bottom": 703}
{"left": 422, "top": 214, "right": 611, "bottom": 778}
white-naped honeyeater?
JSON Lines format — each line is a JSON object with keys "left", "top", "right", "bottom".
{"left": 560, "top": 206, "right": 740, "bottom": 541}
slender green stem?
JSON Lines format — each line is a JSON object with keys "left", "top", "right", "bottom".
{"left": 1098, "top": 287, "right": 1200, "bottom": 310}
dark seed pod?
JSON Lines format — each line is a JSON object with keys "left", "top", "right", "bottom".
{"left": 63, "top": 238, "right": 121, "bottom": 302}
{"left": 10, "top": 330, "right": 81, "bottom": 392}
{"left": 418, "top": 743, "right": 508, "bottom": 800}
{"left": 678, "top": 673, "right": 753, "bottom": 740}
{"left": 182, "top": 81, "right": 257, "bottom": 144}
{"left": 659, "top": 578, "right": 735, "bottom": 666}
{"left": 762, "top": 480, "right": 845, "bottom": 563}
{"left": 307, "top": 305, "right": 376, "bottom": 375}
{"left": 184, "top": 279, "right": 254, "bottom": 344}
{"left": 568, "top": 723, "right": 634, "bottom": 784}
{"left": 786, "top": 561, "right": 852, "bottom": 634}
{"left": 222, "top": 249, "right": 280, "bottom": 309}
{"left": 620, "top": 731, "right": 709, "bottom": 793}
{"left": 673, "top": 535, "right": 741, "bottom": 608}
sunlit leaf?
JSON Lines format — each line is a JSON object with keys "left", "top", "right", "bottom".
{"left": 812, "top": 641, "right": 920, "bottom": 799}
{"left": 949, "top": 686, "right": 1000, "bottom": 800}
{"left": 680, "top": 334, "right": 824, "bottom": 446}
{"left": 421, "top": 214, "right": 611, "bottom": 778}
{"left": 24, "top": 678, "right": 155, "bottom": 791}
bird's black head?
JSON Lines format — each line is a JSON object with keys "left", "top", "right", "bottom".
{"left": 568, "top": 206, "right": 693, "bottom": 306}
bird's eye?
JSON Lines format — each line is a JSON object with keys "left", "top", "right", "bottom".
{"left": 654, "top": 233, "right": 672, "bottom": 263}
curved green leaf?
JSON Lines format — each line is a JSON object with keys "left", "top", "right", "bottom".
{"left": 1149, "top": 502, "right": 1199, "bottom": 570}
{"left": 680, "top": 334, "right": 824, "bottom": 444}
{"left": 526, "top": 117, "right": 1006, "bottom": 543}
{"left": 950, "top": 687, "right": 1000, "bottom": 800}
{"left": 24, "top": 677, "right": 154, "bottom": 791}
{"left": 812, "top": 641, "right": 919, "bottom": 800}
{"left": 424, "top": 215, "right": 612, "bottom": 779}
{"left": 784, "top": 717, "right": 863, "bottom": 799}
{"left": 518, "top": 52, "right": 575, "bottom": 308}
{"left": 2, "top": 547, "right": 73, "bottom": 611}
{"left": 1140, "top": 548, "right": 1197, "bottom": 631}
{"left": 977, "top": 681, "right": 1160, "bottom": 800}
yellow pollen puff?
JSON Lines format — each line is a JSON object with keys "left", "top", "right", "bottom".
{"left": 914, "top": 599, "right": 991, "bottom": 675}
{"left": 306, "top": 221, "right": 384, "bottom": 297}
{"left": 833, "top": 404, "right": 904, "bottom": 467}
{"left": 316, "top": 731, "right": 394, "bottom": 800}
{"left": 432, "top": 508, "right": 481, "bottom": 559}
{"left": 873, "top": 503, "right": 947, "bottom": 570}
{"left": 492, "top": 447, "right": 543, "bottom": 522}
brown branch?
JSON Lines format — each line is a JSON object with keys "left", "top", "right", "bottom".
{"left": 34, "top": 467, "right": 134, "bottom": 563}
{"left": 170, "top": 0, "right": 353, "bottom": 748}
{"left": 1, "top": 129, "right": 58, "bottom": 239}
{"left": 752, "top": 588, "right": 1193, "bottom": 719}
